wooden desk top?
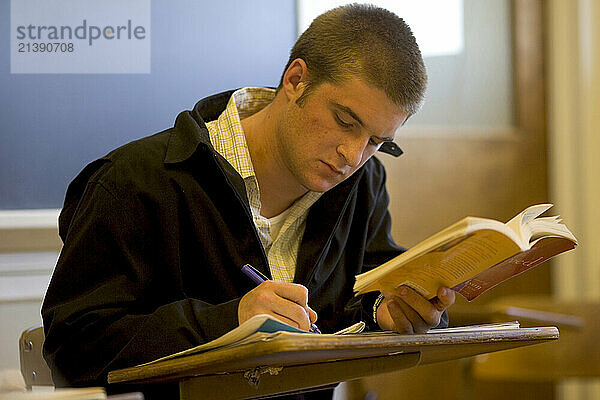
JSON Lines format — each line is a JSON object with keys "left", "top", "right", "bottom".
{"left": 108, "top": 327, "right": 559, "bottom": 386}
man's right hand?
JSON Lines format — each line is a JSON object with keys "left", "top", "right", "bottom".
{"left": 238, "top": 281, "right": 318, "bottom": 331}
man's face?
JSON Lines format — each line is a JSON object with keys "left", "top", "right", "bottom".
{"left": 275, "top": 77, "right": 408, "bottom": 193}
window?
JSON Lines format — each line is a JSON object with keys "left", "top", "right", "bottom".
{"left": 297, "top": 0, "right": 464, "bottom": 58}
{"left": 297, "top": 0, "right": 513, "bottom": 128}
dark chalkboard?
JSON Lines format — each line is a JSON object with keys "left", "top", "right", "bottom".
{"left": 0, "top": 0, "right": 296, "bottom": 209}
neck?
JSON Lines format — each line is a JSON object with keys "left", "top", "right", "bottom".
{"left": 241, "top": 95, "right": 308, "bottom": 218}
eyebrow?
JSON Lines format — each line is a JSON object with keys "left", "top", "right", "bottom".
{"left": 330, "top": 101, "right": 395, "bottom": 142}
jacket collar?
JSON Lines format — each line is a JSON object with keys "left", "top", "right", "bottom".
{"left": 164, "top": 90, "right": 236, "bottom": 164}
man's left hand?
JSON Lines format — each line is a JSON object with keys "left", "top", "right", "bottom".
{"left": 376, "top": 286, "right": 455, "bottom": 333}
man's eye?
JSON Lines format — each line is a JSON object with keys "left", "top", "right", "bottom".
{"left": 335, "top": 114, "right": 353, "bottom": 128}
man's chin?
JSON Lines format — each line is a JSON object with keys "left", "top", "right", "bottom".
{"left": 302, "top": 177, "right": 342, "bottom": 193}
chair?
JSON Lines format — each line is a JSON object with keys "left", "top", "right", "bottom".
{"left": 18, "top": 325, "right": 144, "bottom": 400}
{"left": 19, "top": 325, "right": 53, "bottom": 388}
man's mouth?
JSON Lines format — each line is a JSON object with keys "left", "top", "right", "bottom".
{"left": 323, "top": 161, "right": 346, "bottom": 175}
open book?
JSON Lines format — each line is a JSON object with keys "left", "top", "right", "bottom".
{"left": 139, "top": 314, "right": 366, "bottom": 366}
{"left": 354, "top": 204, "right": 577, "bottom": 301}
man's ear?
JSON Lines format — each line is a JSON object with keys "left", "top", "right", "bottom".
{"left": 281, "top": 58, "right": 309, "bottom": 101}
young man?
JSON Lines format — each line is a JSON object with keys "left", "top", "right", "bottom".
{"left": 42, "top": 4, "right": 455, "bottom": 399}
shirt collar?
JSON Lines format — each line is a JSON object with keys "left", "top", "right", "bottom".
{"left": 209, "top": 87, "right": 276, "bottom": 180}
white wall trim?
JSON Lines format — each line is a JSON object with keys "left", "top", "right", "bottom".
{"left": 0, "top": 209, "right": 60, "bottom": 229}
{"left": 0, "top": 252, "right": 58, "bottom": 302}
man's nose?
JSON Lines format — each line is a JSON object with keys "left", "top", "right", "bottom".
{"left": 336, "top": 138, "right": 368, "bottom": 168}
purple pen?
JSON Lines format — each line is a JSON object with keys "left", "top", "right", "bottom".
{"left": 241, "top": 263, "right": 268, "bottom": 285}
{"left": 241, "top": 263, "right": 321, "bottom": 334}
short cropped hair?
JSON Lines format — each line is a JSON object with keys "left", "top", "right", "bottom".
{"left": 278, "top": 3, "right": 427, "bottom": 115}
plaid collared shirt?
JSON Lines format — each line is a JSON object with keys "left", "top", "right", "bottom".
{"left": 206, "top": 87, "right": 322, "bottom": 283}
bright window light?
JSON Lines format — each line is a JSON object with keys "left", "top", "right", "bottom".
{"left": 297, "top": 0, "right": 464, "bottom": 58}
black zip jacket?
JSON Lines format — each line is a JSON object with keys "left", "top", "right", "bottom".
{"left": 41, "top": 90, "right": 446, "bottom": 398}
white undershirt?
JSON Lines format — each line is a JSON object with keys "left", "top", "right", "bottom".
{"left": 268, "top": 206, "right": 294, "bottom": 243}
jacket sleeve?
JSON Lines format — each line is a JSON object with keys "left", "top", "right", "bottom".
{"left": 42, "top": 168, "right": 241, "bottom": 388}
{"left": 346, "top": 161, "right": 449, "bottom": 331}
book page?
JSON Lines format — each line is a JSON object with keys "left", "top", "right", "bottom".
{"left": 506, "top": 204, "right": 553, "bottom": 243}
{"left": 357, "top": 229, "right": 522, "bottom": 298}
{"left": 139, "top": 315, "right": 366, "bottom": 366}
{"left": 527, "top": 218, "right": 578, "bottom": 243}
{"left": 355, "top": 217, "right": 519, "bottom": 288}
